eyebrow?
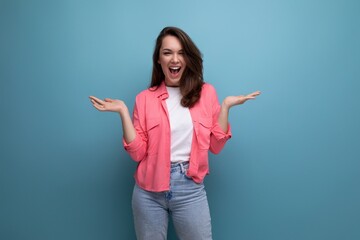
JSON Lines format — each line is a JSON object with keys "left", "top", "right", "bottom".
{"left": 162, "top": 48, "right": 183, "bottom": 52}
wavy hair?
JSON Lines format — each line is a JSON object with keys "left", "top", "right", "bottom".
{"left": 150, "top": 26, "right": 204, "bottom": 108}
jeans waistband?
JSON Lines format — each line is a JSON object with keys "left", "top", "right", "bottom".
{"left": 170, "top": 162, "right": 189, "bottom": 174}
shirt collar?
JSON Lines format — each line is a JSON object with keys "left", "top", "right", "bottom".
{"left": 151, "top": 81, "right": 169, "bottom": 100}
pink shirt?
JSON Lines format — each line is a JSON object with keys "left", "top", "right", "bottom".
{"left": 123, "top": 82, "right": 232, "bottom": 192}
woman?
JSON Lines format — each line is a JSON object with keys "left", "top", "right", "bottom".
{"left": 89, "top": 26, "right": 260, "bottom": 240}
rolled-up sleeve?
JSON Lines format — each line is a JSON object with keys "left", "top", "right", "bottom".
{"left": 209, "top": 85, "right": 232, "bottom": 154}
{"left": 122, "top": 96, "right": 147, "bottom": 162}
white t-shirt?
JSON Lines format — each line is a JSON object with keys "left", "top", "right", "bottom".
{"left": 165, "top": 87, "right": 193, "bottom": 163}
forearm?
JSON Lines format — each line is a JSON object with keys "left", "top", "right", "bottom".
{"left": 218, "top": 101, "right": 230, "bottom": 133}
{"left": 119, "top": 109, "right": 136, "bottom": 144}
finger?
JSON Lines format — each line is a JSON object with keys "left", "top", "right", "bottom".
{"left": 90, "top": 99, "right": 104, "bottom": 107}
{"left": 104, "top": 98, "right": 113, "bottom": 102}
{"left": 89, "top": 96, "right": 105, "bottom": 105}
{"left": 92, "top": 102, "right": 106, "bottom": 111}
{"left": 90, "top": 99, "right": 106, "bottom": 110}
{"left": 247, "top": 92, "right": 261, "bottom": 98}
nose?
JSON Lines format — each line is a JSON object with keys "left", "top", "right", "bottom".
{"left": 171, "top": 53, "right": 180, "bottom": 63}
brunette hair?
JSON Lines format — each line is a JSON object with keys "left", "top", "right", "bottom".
{"left": 150, "top": 26, "right": 204, "bottom": 108}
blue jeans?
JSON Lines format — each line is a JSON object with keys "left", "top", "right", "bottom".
{"left": 132, "top": 162, "right": 213, "bottom": 240}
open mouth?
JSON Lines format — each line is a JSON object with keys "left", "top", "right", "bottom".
{"left": 169, "top": 66, "right": 181, "bottom": 74}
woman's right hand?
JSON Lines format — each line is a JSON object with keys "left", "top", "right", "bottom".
{"left": 89, "top": 96, "right": 136, "bottom": 143}
{"left": 89, "top": 96, "right": 128, "bottom": 114}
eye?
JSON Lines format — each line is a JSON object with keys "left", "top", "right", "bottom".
{"left": 163, "top": 52, "right": 171, "bottom": 56}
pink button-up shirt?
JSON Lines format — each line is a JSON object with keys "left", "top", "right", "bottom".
{"left": 123, "top": 82, "right": 231, "bottom": 192}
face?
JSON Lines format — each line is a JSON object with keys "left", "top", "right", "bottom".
{"left": 158, "top": 35, "right": 186, "bottom": 87}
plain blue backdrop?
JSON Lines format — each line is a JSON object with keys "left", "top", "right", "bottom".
{"left": 1, "top": 0, "right": 359, "bottom": 239}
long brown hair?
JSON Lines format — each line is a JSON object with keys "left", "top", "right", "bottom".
{"left": 150, "top": 26, "right": 204, "bottom": 108}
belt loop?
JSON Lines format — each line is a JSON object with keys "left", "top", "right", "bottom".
{"left": 179, "top": 162, "right": 184, "bottom": 173}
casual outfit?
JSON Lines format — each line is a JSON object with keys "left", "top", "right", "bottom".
{"left": 123, "top": 82, "right": 231, "bottom": 240}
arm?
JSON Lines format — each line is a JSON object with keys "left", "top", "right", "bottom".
{"left": 89, "top": 96, "right": 136, "bottom": 143}
{"left": 217, "top": 91, "right": 261, "bottom": 132}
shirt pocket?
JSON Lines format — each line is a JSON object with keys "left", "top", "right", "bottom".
{"left": 146, "top": 117, "right": 161, "bottom": 155}
{"left": 146, "top": 117, "right": 160, "bottom": 131}
{"left": 196, "top": 117, "right": 212, "bottom": 150}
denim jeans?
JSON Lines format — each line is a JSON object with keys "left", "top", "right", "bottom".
{"left": 132, "top": 162, "right": 212, "bottom": 240}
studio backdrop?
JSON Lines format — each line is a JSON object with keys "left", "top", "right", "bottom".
{"left": 1, "top": 0, "right": 359, "bottom": 239}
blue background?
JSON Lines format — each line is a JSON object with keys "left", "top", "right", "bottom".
{"left": 1, "top": 0, "right": 359, "bottom": 239}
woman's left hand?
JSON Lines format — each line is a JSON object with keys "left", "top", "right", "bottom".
{"left": 223, "top": 91, "right": 261, "bottom": 109}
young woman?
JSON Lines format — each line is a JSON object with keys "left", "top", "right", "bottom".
{"left": 89, "top": 26, "right": 260, "bottom": 240}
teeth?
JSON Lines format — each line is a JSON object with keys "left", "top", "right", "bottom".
{"left": 169, "top": 66, "right": 181, "bottom": 74}
{"left": 170, "top": 67, "right": 180, "bottom": 70}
